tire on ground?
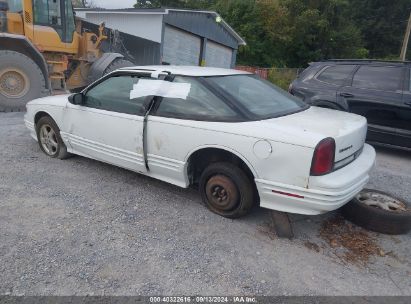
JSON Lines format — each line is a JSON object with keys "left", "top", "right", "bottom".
{"left": 199, "top": 162, "right": 255, "bottom": 219}
{"left": 341, "top": 189, "right": 411, "bottom": 235}
{"left": 0, "top": 50, "right": 48, "bottom": 112}
{"left": 36, "top": 116, "right": 71, "bottom": 160}
{"left": 104, "top": 58, "right": 134, "bottom": 75}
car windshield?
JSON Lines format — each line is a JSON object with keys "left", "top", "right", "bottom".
{"left": 205, "top": 74, "right": 308, "bottom": 119}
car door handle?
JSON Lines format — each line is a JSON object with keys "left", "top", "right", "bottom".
{"left": 405, "top": 101, "right": 411, "bottom": 106}
{"left": 339, "top": 92, "right": 354, "bottom": 98}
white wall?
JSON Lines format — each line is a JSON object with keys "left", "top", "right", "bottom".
{"left": 78, "top": 12, "right": 163, "bottom": 43}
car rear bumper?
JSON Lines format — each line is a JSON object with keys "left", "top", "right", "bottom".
{"left": 256, "top": 143, "right": 376, "bottom": 215}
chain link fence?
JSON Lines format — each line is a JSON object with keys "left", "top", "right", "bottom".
{"left": 236, "top": 66, "right": 304, "bottom": 91}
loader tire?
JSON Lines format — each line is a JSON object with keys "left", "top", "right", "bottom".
{"left": 103, "top": 58, "right": 134, "bottom": 74}
{"left": 0, "top": 50, "right": 49, "bottom": 112}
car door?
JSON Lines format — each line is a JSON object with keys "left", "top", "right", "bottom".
{"left": 337, "top": 65, "right": 406, "bottom": 147}
{"left": 62, "top": 72, "right": 153, "bottom": 173}
{"left": 306, "top": 64, "right": 357, "bottom": 108}
{"left": 146, "top": 76, "right": 241, "bottom": 187}
{"left": 400, "top": 67, "right": 411, "bottom": 148}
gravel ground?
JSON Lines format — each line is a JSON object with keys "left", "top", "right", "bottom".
{"left": 0, "top": 112, "right": 410, "bottom": 296}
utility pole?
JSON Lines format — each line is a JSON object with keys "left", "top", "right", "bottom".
{"left": 400, "top": 11, "right": 411, "bottom": 61}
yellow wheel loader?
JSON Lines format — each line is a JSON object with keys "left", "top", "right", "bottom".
{"left": 0, "top": 0, "right": 133, "bottom": 111}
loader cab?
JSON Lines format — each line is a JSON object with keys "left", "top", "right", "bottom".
{"left": 14, "top": 0, "right": 79, "bottom": 54}
{"left": 6, "top": 0, "right": 22, "bottom": 12}
{"left": 32, "top": 0, "right": 76, "bottom": 43}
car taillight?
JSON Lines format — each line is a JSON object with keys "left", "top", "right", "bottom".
{"left": 310, "top": 138, "right": 335, "bottom": 176}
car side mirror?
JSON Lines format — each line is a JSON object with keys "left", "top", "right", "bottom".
{"left": 68, "top": 93, "right": 84, "bottom": 105}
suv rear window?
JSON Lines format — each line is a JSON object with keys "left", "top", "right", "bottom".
{"left": 352, "top": 66, "right": 403, "bottom": 91}
{"left": 316, "top": 65, "right": 356, "bottom": 85}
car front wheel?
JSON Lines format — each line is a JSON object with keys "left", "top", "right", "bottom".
{"left": 36, "top": 116, "right": 71, "bottom": 159}
{"left": 199, "top": 162, "right": 254, "bottom": 218}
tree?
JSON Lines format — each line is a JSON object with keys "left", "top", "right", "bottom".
{"left": 278, "top": 0, "right": 366, "bottom": 67}
{"left": 130, "top": 0, "right": 409, "bottom": 66}
{"left": 213, "top": 0, "right": 272, "bottom": 66}
{"left": 349, "top": 0, "right": 411, "bottom": 59}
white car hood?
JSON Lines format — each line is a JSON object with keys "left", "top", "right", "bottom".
{"left": 28, "top": 94, "right": 70, "bottom": 107}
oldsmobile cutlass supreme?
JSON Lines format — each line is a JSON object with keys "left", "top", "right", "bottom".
{"left": 24, "top": 66, "right": 376, "bottom": 218}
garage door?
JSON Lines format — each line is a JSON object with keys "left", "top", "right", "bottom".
{"left": 205, "top": 40, "right": 233, "bottom": 68}
{"left": 163, "top": 26, "right": 201, "bottom": 65}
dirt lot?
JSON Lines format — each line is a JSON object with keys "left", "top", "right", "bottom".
{"left": 0, "top": 112, "right": 410, "bottom": 296}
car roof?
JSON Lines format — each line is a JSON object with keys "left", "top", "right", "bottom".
{"left": 313, "top": 59, "right": 411, "bottom": 67}
{"left": 117, "top": 65, "right": 252, "bottom": 77}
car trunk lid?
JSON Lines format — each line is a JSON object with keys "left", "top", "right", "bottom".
{"left": 256, "top": 106, "right": 367, "bottom": 162}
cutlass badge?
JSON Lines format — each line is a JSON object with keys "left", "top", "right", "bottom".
{"left": 339, "top": 145, "right": 353, "bottom": 153}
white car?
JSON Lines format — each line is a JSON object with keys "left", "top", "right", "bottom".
{"left": 24, "top": 66, "right": 376, "bottom": 218}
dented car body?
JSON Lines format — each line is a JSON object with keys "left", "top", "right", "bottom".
{"left": 24, "top": 66, "right": 376, "bottom": 217}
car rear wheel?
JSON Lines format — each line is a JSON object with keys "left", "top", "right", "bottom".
{"left": 36, "top": 116, "right": 71, "bottom": 159}
{"left": 199, "top": 162, "right": 254, "bottom": 218}
{"left": 341, "top": 189, "right": 411, "bottom": 235}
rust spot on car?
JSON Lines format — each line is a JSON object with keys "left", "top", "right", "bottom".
{"left": 154, "top": 137, "right": 163, "bottom": 150}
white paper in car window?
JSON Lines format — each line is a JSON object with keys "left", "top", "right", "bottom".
{"left": 130, "top": 79, "right": 191, "bottom": 100}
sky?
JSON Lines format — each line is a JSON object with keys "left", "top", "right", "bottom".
{"left": 92, "top": 0, "right": 136, "bottom": 9}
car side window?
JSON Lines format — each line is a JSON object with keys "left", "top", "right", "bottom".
{"left": 409, "top": 68, "right": 411, "bottom": 91}
{"left": 352, "top": 66, "right": 403, "bottom": 91}
{"left": 85, "top": 75, "right": 147, "bottom": 115}
{"left": 155, "top": 76, "right": 238, "bottom": 120}
{"left": 316, "top": 65, "right": 356, "bottom": 85}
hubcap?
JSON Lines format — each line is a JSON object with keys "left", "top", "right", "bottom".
{"left": 0, "top": 68, "right": 30, "bottom": 98}
{"left": 356, "top": 190, "right": 407, "bottom": 212}
{"left": 205, "top": 175, "right": 239, "bottom": 211}
{"left": 39, "top": 124, "right": 59, "bottom": 156}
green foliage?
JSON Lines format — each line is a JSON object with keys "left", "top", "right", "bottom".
{"left": 350, "top": 0, "right": 411, "bottom": 60}
{"left": 267, "top": 68, "right": 300, "bottom": 90}
{"left": 133, "top": 0, "right": 411, "bottom": 66}
{"left": 213, "top": 0, "right": 275, "bottom": 67}
{"left": 214, "top": 0, "right": 368, "bottom": 67}
{"left": 273, "top": 0, "right": 365, "bottom": 67}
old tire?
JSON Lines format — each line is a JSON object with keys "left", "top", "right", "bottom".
{"left": 0, "top": 50, "right": 48, "bottom": 112}
{"left": 36, "top": 116, "right": 71, "bottom": 160}
{"left": 104, "top": 58, "right": 134, "bottom": 74}
{"left": 341, "top": 189, "right": 411, "bottom": 235}
{"left": 199, "top": 162, "right": 254, "bottom": 219}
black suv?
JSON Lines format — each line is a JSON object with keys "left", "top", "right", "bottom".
{"left": 289, "top": 60, "right": 411, "bottom": 150}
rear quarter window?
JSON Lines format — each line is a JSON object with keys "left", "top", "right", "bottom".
{"left": 316, "top": 65, "right": 356, "bottom": 85}
{"left": 352, "top": 66, "right": 403, "bottom": 91}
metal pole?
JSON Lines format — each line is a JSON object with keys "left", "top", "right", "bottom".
{"left": 400, "top": 11, "right": 411, "bottom": 61}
